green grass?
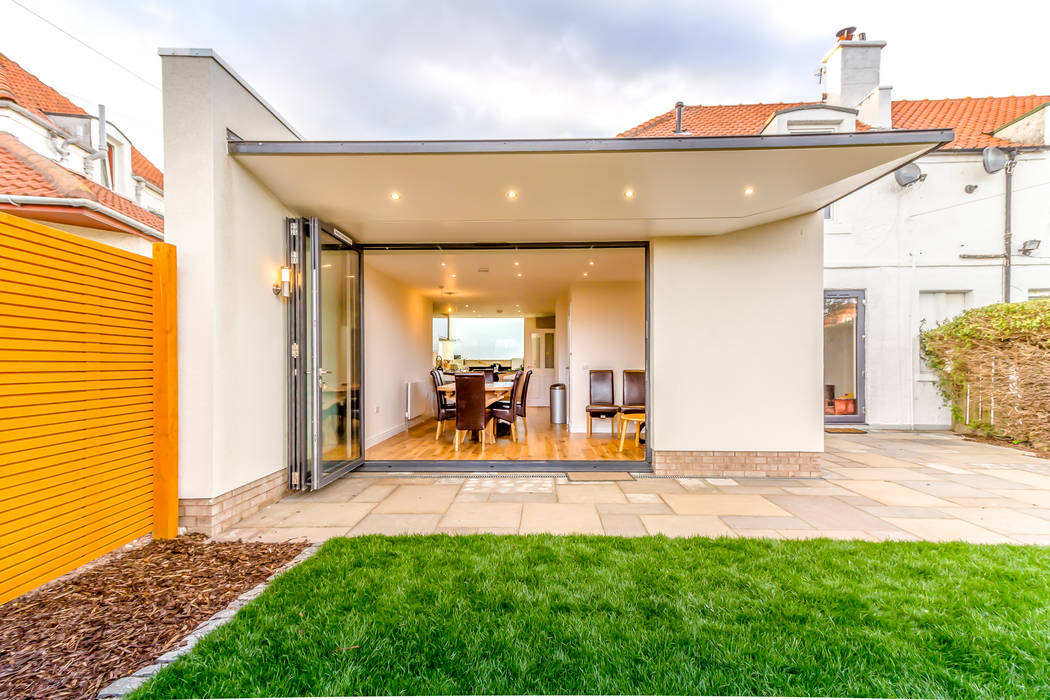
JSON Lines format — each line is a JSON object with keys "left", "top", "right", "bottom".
{"left": 132, "top": 535, "right": 1050, "bottom": 699}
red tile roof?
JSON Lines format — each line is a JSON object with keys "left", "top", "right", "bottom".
{"left": 0, "top": 52, "right": 163, "bottom": 188}
{"left": 0, "top": 132, "right": 163, "bottom": 233}
{"left": 892, "top": 96, "right": 1050, "bottom": 150}
{"left": 620, "top": 96, "right": 1050, "bottom": 149}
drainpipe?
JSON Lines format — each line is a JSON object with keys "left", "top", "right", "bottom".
{"left": 1002, "top": 151, "right": 1017, "bottom": 303}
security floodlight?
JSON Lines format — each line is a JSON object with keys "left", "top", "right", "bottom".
{"left": 1020, "top": 239, "right": 1041, "bottom": 256}
{"left": 982, "top": 146, "right": 1008, "bottom": 174}
{"left": 893, "top": 163, "right": 924, "bottom": 187}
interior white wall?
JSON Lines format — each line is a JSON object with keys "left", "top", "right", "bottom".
{"left": 651, "top": 213, "right": 824, "bottom": 453}
{"left": 567, "top": 281, "right": 645, "bottom": 433}
{"left": 161, "top": 54, "right": 299, "bottom": 499}
{"left": 555, "top": 291, "right": 570, "bottom": 388}
{"left": 363, "top": 261, "right": 434, "bottom": 448}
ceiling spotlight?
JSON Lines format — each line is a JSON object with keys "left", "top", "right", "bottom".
{"left": 440, "top": 262, "right": 446, "bottom": 267}
{"left": 465, "top": 304, "right": 470, "bottom": 308}
{"left": 507, "top": 190, "right": 518, "bottom": 199}
{"left": 743, "top": 186, "right": 755, "bottom": 196}
{"left": 588, "top": 260, "right": 595, "bottom": 266}
{"left": 446, "top": 306, "right": 452, "bottom": 313}
{"left": 390, "top": 192, "right": 401, "bottom": 200}
{"left": 451, "top": 273, "right": 457, "bottom": 278}
{"left": 516, "top": 272, "right": 522, "bottom": 277}
{"left": 583, "top": 272, "right": 589, "bottom": 277}
{"left": 513, "top": 261, "right": 519, "bottom": 266}
{"left": 624, "top": 189, "right": 635, "bottom": 199}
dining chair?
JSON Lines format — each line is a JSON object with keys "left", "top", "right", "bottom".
{"left": 490, "top": 370, "right": 522, "bottom": 442}
{"left": 454, "top": 373, "right": 493, "bottom": 450}
{"left": 516, "top": 369, "right": 532, "bottom": 430}
{"left": 620, "top": 369, "right": 646, "bottom": 413}
{"left": 430, "top": 369, "right": 456, "bottom": 439}
{"left": 586, "top": 369, "right": 618, "bottom": 436}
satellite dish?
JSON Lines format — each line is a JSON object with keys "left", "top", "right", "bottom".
{"left": 982, "top": 147, "right": 1008, "bottom": 174}
{"left": 894, "top": 163, "right": 924, "bottom": 187}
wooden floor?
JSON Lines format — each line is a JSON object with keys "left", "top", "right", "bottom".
{"left": 366, "top": 407, "right": 646, "bottom": 461}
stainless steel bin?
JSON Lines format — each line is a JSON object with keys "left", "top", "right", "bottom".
{"left": 549, "top": 383, "right": 567, "bottom": 424}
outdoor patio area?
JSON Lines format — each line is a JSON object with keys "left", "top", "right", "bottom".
{"left": 219, "top": 430, "right": 1050, "bottom": 544}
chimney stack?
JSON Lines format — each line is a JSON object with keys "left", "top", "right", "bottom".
{"left": 820, "top": 29, "right": 887, "bottom": 109}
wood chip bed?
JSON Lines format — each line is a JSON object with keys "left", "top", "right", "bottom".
{"left": 0, "top": 534, "right": 305, "bottom": 699}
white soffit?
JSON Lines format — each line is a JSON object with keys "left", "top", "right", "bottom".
{"left": 229, "top": 131, "right": 951, "bottom": 243}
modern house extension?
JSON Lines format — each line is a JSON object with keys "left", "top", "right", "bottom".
{"left": 158, "top": 47, "right": 951, "bottom": 534}
{"left": 622, "top": 29, "right": 1050, "bottom": 429}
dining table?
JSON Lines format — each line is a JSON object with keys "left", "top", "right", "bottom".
{"left": 438, "top": 380, "right": 513, "bottom": 407}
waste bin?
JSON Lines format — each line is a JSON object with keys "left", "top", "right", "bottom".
{"left": 549, "top": 383, "right": 567, "bottom": 425}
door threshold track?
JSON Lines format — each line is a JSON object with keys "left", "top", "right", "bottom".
{"left": 360, "top": 459, "right": 652, "bottom": 473}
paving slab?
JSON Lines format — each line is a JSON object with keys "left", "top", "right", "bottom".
{"left": 662, "top": 494, "right": 790, "bottom": 517}
{"left": 600, "top": 513, "right": 648, "bottom": 536}
{"left": 884, "top": 517, "right": 1016, "bottom": 544}
{"left": 556, "top": 484, "right": 628, "bottom": 504}
{"left": 439, "top": 502, "right": 522, "bottom": 529}
{"left": 371, "top": 484, "right": 461, "bottom": 514}
{"left": 350, "top": 513, "right": 442, "bottom": 535}
{"left": 641, "top": 515, "right": 735, "bottom": 537}
{"left": 830, "top": 480, "right": 953, "bottom": 507}
{"left": 519, "top": 503, "right": 604, "bottom": 534}
{"left": 567, "top": 471, "right": 634, "bottom": 481}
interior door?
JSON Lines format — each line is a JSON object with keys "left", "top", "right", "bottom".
{"left": 527, "top": 330, "right": 556, "bottom": 407}
{"left": 288, "top": 217, "right": 364, "bottom": 490}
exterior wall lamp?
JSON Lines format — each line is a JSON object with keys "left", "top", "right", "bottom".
{"left": 273, "top": 266, "right": 291, "bottom": 297}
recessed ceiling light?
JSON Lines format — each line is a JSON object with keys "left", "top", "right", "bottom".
{"left": 440, "top": 262, "right": 446, "bottom": 267}
{"left": 583, "top": 272, "right": 589, "bottom": 277}
{"left": 446, "top": 306, "right": 452, "bottom": 313}
{"left": 390, "top": 192, "right": 401, "bottom": 200}
{"left": 624, "top": 189, "right": 634, "bottom": 199}
{"left": 507, "top": 190, "right": 518, "bottom": 199}
{"left": 588, "top": 260, "right": 595, "bottom": 266}
{"left": 465, "top": 304, "right": 470, "bottom": 308}
{"left": 516, "top": 272, "right": 522, "bottom": 277}
{"left": 743, "top": 186, "right": 754, "bottom": 196}
{"left": 451, "top": 273, "right": 457, "bottom": 278}
{"left": 513, "top": 261, "right": 519, "bottom": 266}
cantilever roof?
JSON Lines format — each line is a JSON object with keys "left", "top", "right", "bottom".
{"left": 228, "top": 129, "right": 951, "bottom": 244}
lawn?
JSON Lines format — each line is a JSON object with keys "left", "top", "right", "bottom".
{"left": 132, "top": 535, "right": 1050, "bottom": 699}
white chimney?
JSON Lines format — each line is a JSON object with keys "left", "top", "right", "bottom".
{"left": 820, "top": 32, "right": 887, "bottom": 109}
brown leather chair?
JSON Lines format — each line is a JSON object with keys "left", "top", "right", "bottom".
{"left": 620, "top": 370, "right": 646, "bottom": 414}
{"left": 490, "top": 370, "right": 522, "bottom": 441}
{"left": 430, "top": 369, "right": 456, "bottom": 439}
{"left": 516, "top": 369, "right": 532, "bottom": 426}
{"left": 586, "top": 369, "right": 618, "bottom": 436}
{"left": 454, "top": 373, "right": 493, "bottom": 450}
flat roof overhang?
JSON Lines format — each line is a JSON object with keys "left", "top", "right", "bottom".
{"left": 228, "top": 129, "right": 952, "bottom": 243}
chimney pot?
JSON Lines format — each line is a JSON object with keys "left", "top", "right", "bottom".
{"left": 674, "top": 101, "right": 685, "bottom": 134}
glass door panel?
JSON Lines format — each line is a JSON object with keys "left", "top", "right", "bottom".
{"left": 823, "top": 290, "right": 865, "bottom": 422}
{"left": 288, "top": 217, "right": 363, "bottom": 490}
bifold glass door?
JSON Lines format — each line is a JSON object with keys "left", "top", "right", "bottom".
{"left": 288, "top": 217, "right": 363, "bottom": 490}
{"left": 823, "top": 290, "right": 865, "bottom": 423}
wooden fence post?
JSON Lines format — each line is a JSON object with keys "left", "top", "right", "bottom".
{"left": 152, "top": 242, "right": 179, "bottom": 538}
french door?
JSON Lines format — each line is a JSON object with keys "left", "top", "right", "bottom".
{"left": 288, "top": 217, "right": 364, "bottom": 489}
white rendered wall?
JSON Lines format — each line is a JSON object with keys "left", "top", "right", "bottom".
{"left": 45, "top": 222, "right": 155, "bottom": 257}
{"left": 825, "top": 150, "right": 1050, "bottom": 428}
{"left": 651, "top": 214, "right": 824, "bottom": 453}
{"left": 362, "top": 261, "right": 435, "bottom": 448}
{"left": 567, "top": 281, "right": 645, "bottom": 433}
{"left": 161, "top": 54, "right": 299, "bottom": 499}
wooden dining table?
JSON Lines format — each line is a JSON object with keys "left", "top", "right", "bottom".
{"left": 438, "top": 381, "right": 513, "bottom": 407}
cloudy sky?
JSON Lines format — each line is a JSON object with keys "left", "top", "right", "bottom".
{"left": 2, "top": 0, "right": 1046, "bottom": 168}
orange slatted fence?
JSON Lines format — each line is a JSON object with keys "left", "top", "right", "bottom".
{"left": 0, "top": 212, "right": 177, "bottom": 605}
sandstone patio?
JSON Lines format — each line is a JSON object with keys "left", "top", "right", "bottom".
{"left": 217, "top": 431, "right": 1050, "bottom": 544}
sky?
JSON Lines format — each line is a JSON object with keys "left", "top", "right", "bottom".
{"left": 1, "top": 0, "right": 1047, "bottom": 170}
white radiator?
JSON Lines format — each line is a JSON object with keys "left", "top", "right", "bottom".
{"left": 405, "top": 379, "right": 429, "bottom": 420}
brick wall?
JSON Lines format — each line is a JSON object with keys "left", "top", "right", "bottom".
{"left": 178, "top": 469, "right": 288, "bottom": 536}
{"left": 652, "top": 451, "right": 821, "bottom": 478}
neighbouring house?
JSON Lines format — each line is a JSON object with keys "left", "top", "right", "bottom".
{"left": 621, "top": 30, "right": 1050, "bottom": 429}
{"left": 158, "top": 47, "right": 949, "bottom": 534}
{"left": 0, "top": 52, "right": 164, "bottom": 253}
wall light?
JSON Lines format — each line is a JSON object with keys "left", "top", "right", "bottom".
{"left": 1020, "top": 239, "right": 1041, "bottom": 256}
{"left": 273, "top": 266, "right": 291, "bottom": 297}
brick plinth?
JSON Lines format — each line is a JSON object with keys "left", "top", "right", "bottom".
{"left": 178, "top": 469, "right": 288, "bottom": 536}
{"left": 652, "top": 451, "right": 821, "bottom": 478}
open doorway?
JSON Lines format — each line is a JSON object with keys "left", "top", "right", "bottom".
{"left": 360, "top": 245, "right": 648, "bottom": 469}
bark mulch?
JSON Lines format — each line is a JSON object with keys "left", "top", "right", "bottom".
{"left": 0, "top": 534, "right": 305, "bottom": 700}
